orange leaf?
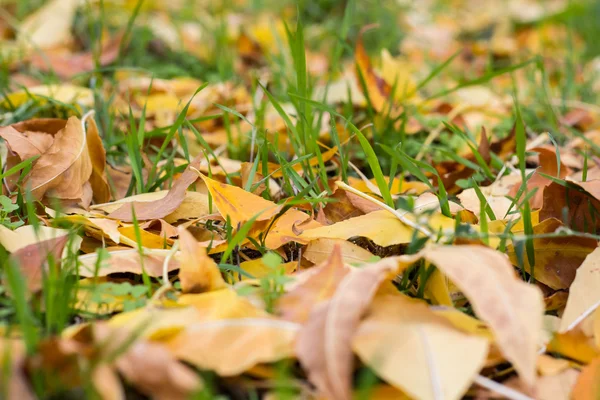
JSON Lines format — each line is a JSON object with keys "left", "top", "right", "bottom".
{"left": 572, "top": 356, "right": 600, "bottom": 400}
{"left": 198, "top": 172, "right": 282, "bottom": 227}
{"left": 355, "top": 25, "right": 393, "bottom": 113}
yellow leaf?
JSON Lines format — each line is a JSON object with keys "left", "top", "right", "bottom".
{"left": 303, "top": 238, "right": 375, "bottom": 266}
{"left": 433, "top": 308, "right": 495, "bottom": 341}
{"left": 548, "top": 328, "right": 599, "bottom": 364}
{"left": 118, "top": 226, "right": 172, "bottom": 249}
{"left": 177, "top": 227, "right": 226, "bottom": 293}
{"left": 3, "top": 85, "right": 94, "bottom": 109}
{"left": 423, "top": 267, "right": 453, "bottom": 307}
{"left": 237, "top": 259, "right": 296, "bottom": 281}
{"left": 353, "top": 295, "right": 489, "bottom": 400}
{"left": 300, "top": 210, "right": 455, "bottom": 247}
{"left": 347, "top": 176, "right": 429, "bottom": 196}
{"left": 178, "top": 289, "right": 269, "bottom": 320}
{"left": 198, "top": 173, "right": 282, "bottom": 227}
{"left": 166, "top": 318, "right": 299, "bottom": 376}
{"left": 262, "top": 208, "right": 321, "bottom": 249}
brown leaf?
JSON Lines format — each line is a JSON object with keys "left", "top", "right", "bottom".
{"left": 22, "top": 117, "right": 93, "bottom": 205}
{"left": 240, "top": 161, "right": 267, "bottom": 195}
{"left": 84, "top": 116, "right": 110, "bottom": 204}
{"left": 540, "top": 181, "right": 600, "bottom": 233}
{"left": 30, "top": 33, "right": 123, "bottom": 79}
{"left": 108, "top": 155, "right": 203, "bottom": 221}
{"left": 434, "top": 127, "right": 491, "bottom": 194}
{"left": 177, "top": 226, "right": 226, "bottom": 293}
{"left": 506, "top": 218, "right": 597, "bottom": 289}
{"left": 6, "top": 235, "right": 69, "bottom": 295}
{"left": 322, "top": 188, "right": 366, "bottom": 223}
{"left": 0, "top": 119, "right": 57, "bottom": 160}
{"left": 277, "top": 244, "right": 350, "bottom": 323}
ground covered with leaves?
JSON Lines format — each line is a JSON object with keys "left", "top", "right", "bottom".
{"left": 2, "top": 0, "right": 600, "bottom": 399}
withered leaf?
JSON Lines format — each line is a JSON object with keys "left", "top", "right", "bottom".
{"left": 507, "top": 218, "right": 597, "bottom": 289}
{"left": 108, "top": 155, "right": 203, "bottom": 221}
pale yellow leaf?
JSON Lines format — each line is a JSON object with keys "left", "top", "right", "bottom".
{"left": 353, "top": 295, "right": 489, "bottom": 400}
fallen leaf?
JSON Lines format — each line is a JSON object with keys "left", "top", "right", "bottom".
{"left": 198, "top": 172, "right": 282, "bottom": 227}
{"left": 166, "top": 318, "right": 299, "bottom": 376}
{"left": 3, "top": 85, "right": 94, "bottom": 109}
{"left": 30, "top": 33, "right": 124, "bottom": 79}
{"left": 540, "top": 181, "right": 600, "bottom": 234}
{"left": 93, "top": 190, "right": 210, "bottom": 223}
{"left": 84, "top": 116, "right": 111, "bottom": 204}
{"left": 296, "top": 257, "right": 412, "bottom": 400}
{"left": 277, "top": 244, "right": 350, "bottom": 323}
{"left": 572, "top": 356, "right": 600, "bottom": 400}
{"left": 0, "top": 339, "right": 35, "bottom": 400}
{"left": 510, "top": 146, "right": 569, "bottom": 209}
{"left": 421, "top": 245, "right": 544, "bottom": 389}
{"left": 17, "top": 0, "right": 79, "bottom": 49}
{"left": 115, "top": 340, "right": 203, "bottom": 400}
{"left": 6, "top": 235, "right": 69, "bottom": 295}
{"left": 237, "top": 258, "right": 297, "bottom": 281}
{"left": 300, "top": 209, "right": 455, "bottom": 247}
{"left": 177, "top": 226, "right": 226, "bottom": 293}
{"left": 560, "top": 247, "right": 600, "bottom": 332}
{"left": 547, "top": 327, "right": 600, "bottom": 364}
{"left": 22, "top": 116, "right": 93, "bottom": 205}
{"left": 78, "top": 249, "right": 180, "bottom": 277}
{"left": 108, "top": 155, "right": 203, "bottom": 221}
{"left": 535, "top": 369, "right": 580, "bottom": 400}
{"left": 303, "top": 238, "right": 375, "bottom": 266}
{"left": 355, "top": 26, "right": 393, "bottom": 113}
{"left": 353, "top": 295, "right": 489, "bottom": 400}
{"left": 0, "top": 224, "right": 71, "bottom": 252}
{"left": 506, "top": 218, "right": 597, "bottom": 289}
